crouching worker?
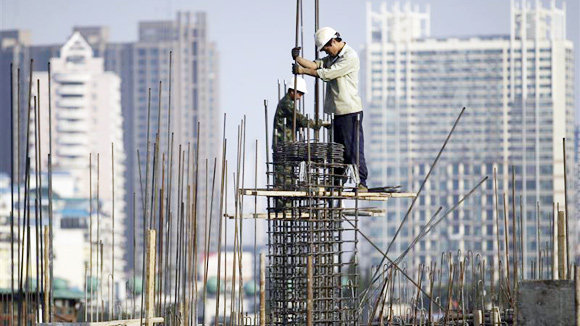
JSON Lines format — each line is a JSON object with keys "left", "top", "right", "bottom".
{"left": 272, "top": 76, "right": 315, "bottom": 192}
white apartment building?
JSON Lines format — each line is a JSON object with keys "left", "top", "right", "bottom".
{"left": 363, "top": 0, "right": 575, "bottom": 277}
{"left": 26, "top": 32, "right": 127, "bottom": 292}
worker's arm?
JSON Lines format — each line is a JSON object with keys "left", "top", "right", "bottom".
{"left": 295, "top": 57, "right": 317, "bottom": 70}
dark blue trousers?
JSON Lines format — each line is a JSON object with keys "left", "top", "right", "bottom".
{"left": 333, "top": 112, "right": 368, "bottom": 186}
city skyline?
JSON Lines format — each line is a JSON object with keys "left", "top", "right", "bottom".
{"left": 362, "top": 1, "right": 575, "bottom": 277}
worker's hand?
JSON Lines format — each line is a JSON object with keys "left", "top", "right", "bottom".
{"left": 291, "top": 47, "right": 302, "bottom": 60}
{"left": 311, "top": 120, "right": 321, "bottom": 130}
{"left": 314, "top": 120, "right": 331, "bottom": 130}
{"left": 292, "top": 63, "right": 304, "bottom": 75}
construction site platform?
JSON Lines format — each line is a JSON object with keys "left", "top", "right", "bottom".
{"left": 226, "top": 207, "right": 388, "bottom": 219}
{"left": 239, "top": 188, "right": 417, "bottom": 201}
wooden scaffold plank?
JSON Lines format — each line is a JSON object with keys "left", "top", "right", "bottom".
{"left": 239, "top": 188, "right": 416, "bottom": 201}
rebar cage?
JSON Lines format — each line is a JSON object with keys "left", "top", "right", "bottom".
{"left": 267, "top": 141, "right": 359, "bottom": 325}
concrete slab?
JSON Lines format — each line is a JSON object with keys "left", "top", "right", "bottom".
{"left": 517, "top": 280, "right": 576, "bottom": 326}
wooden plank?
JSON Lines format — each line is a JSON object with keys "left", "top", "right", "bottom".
{"left": 38, "top": 317, "right": 164, "bottom": 326}
{"left": 144, "top": 230, "right": 157, "bottom": 326}
{"left": 226, "top": 207, "right": 387, "bottom": 220}
{"left": 239, "top": 188, "right": 416, "bottom": 201}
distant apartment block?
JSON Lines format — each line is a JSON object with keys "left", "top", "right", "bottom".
{"left": 363, "top": 1, "right": 575, "bottom": 276}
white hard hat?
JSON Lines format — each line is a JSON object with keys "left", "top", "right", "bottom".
{"left": 315, "top": 27, "right": 338, "bottom": 49}
{"left": 289, "top": 76, "right": 308, "bottom": 94}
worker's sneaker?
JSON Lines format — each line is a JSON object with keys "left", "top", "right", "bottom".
{"left": 356, "top": 184, "right": 368, "bottom": 193}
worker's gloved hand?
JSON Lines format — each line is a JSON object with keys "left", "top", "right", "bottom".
{"left": 311, "top": 120, "right": 330, "bottom": 130}
{"left": 311, "top": 120, "right": 321, "bottom": 130}
{"left": 292, "top": 63, "right": 304, "bottom": 75}
{"left": 291, "top": 47, "right": 302, "bottom": 60}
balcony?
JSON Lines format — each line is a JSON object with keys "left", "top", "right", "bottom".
{"left": 56, "top": 107, "right": 88, "bottom": 120}
{"left": 54, "top": 73, "right": 90, "bottom": 84}
{"left": 57, "top": 133, "right": 89, "bottom": 146}
{"left": 57, "top": 120, "right": 89, "bottom": 133}
{"left": 57, "top": 97, "right": 87, "bottom": 108}
{"left": 56, "top": 145, "right": 89, "bottom": 158}
{"left": 57, "top": 85, "right": 86, "bottom": 96}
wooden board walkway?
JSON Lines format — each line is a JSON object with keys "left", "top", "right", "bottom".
{"left": 239, "top": 188, "right": 416, "bottom": 201}
{"left": 226, "top": 207, "right": 387, "bottom": 219}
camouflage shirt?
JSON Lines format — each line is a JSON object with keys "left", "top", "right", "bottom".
{"left": 273, "top": 93, "right": 312, "bottom": 148}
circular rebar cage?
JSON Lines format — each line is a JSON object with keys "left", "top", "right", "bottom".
{"left": 267, "top": 141, "right": 359, "bottom": 325}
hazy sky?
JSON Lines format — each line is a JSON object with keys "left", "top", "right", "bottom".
{"left": 2, "top": 0, "right": 578, "bottom": 150}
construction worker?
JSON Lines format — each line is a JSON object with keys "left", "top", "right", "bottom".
{"left": 272, "top": 76, "right": 315, "bottom": 149}
{"left": 272, "top": 77, "right": 318, "bottom": 210}
{"left": 291, "top": 27, "right": 368, "bottom": 191}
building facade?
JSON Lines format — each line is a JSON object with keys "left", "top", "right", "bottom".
{"left": 30, "top": 32, "right": 127, "bottom": 293}
{"left": 363, "top": 1, "right": 575, "bottom": 277}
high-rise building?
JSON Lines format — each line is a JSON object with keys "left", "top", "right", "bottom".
{"left": 32, "top": 32, "right": 126, "bottom": 203}
{"left": 29, "top": 31, "right": 128, "bottom": 288}
{"left": 363, "top": 1, "right": 575, "bottom": 276}
{"left": 0, "top": 30, "right": 31, "bottom": 181}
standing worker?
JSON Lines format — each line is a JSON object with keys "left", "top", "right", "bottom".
{"left": 291, "top": 27, "right": 368, "bottom": 192}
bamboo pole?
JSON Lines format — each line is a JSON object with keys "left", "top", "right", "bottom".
{"left": 89, "top": 154, "right": 93, "bottom": 320}
{"left": 97, "top": 154, "right": 101, "bottom": 321}
{"left": 47, "top": 61, "right": 55, "bottom": 322}
{"left": 259, "top": 253, "right": 265, "bottom": 326}
{"left": 43, "top": 226, "right": 49, "bottom": 322}
{"left": 111, "top": 143, "right": 115, "bottom": 319}
{"left": 563, "top": 138, "right": 570, "bottom": 278}
{"left": 144, "top": 230, "right": 157, "bottom": 326}
{"left": 34, "top": 96, "right": 41, "bottom": 323}
{"left": 9, "top": 62, "right": 15, "bottom": 326}
{"left": 575, "top": 265, "right": 580, "bottom": 326}
{"left": 16, "top": 66, "right": 22, "bottom": 326}
{"left": 36, "top": 79, "right": 46, "bottom": 322}
{"left": 292, "top": 0, "right": 301, "bottom": 140}
{"left": 552, "top": 203, "right": 557, "bottom": 280}
{"left": 502, "top": 194, "right": 511, "bottom": 299}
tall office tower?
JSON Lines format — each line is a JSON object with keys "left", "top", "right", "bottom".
{"left": 129, "top": 12, "right": 220, "bottom": 276}
{"left": 77, "top": 12, "right": 220, "bottom": 275}
{"left": 0, "top": 31, "right": 31, "bottom": 179}
{"left": 363, "top": 1, "right": 575, "bottom": 277}
{"left": 30, "top": 32, "right": 127, "bottom": 285}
